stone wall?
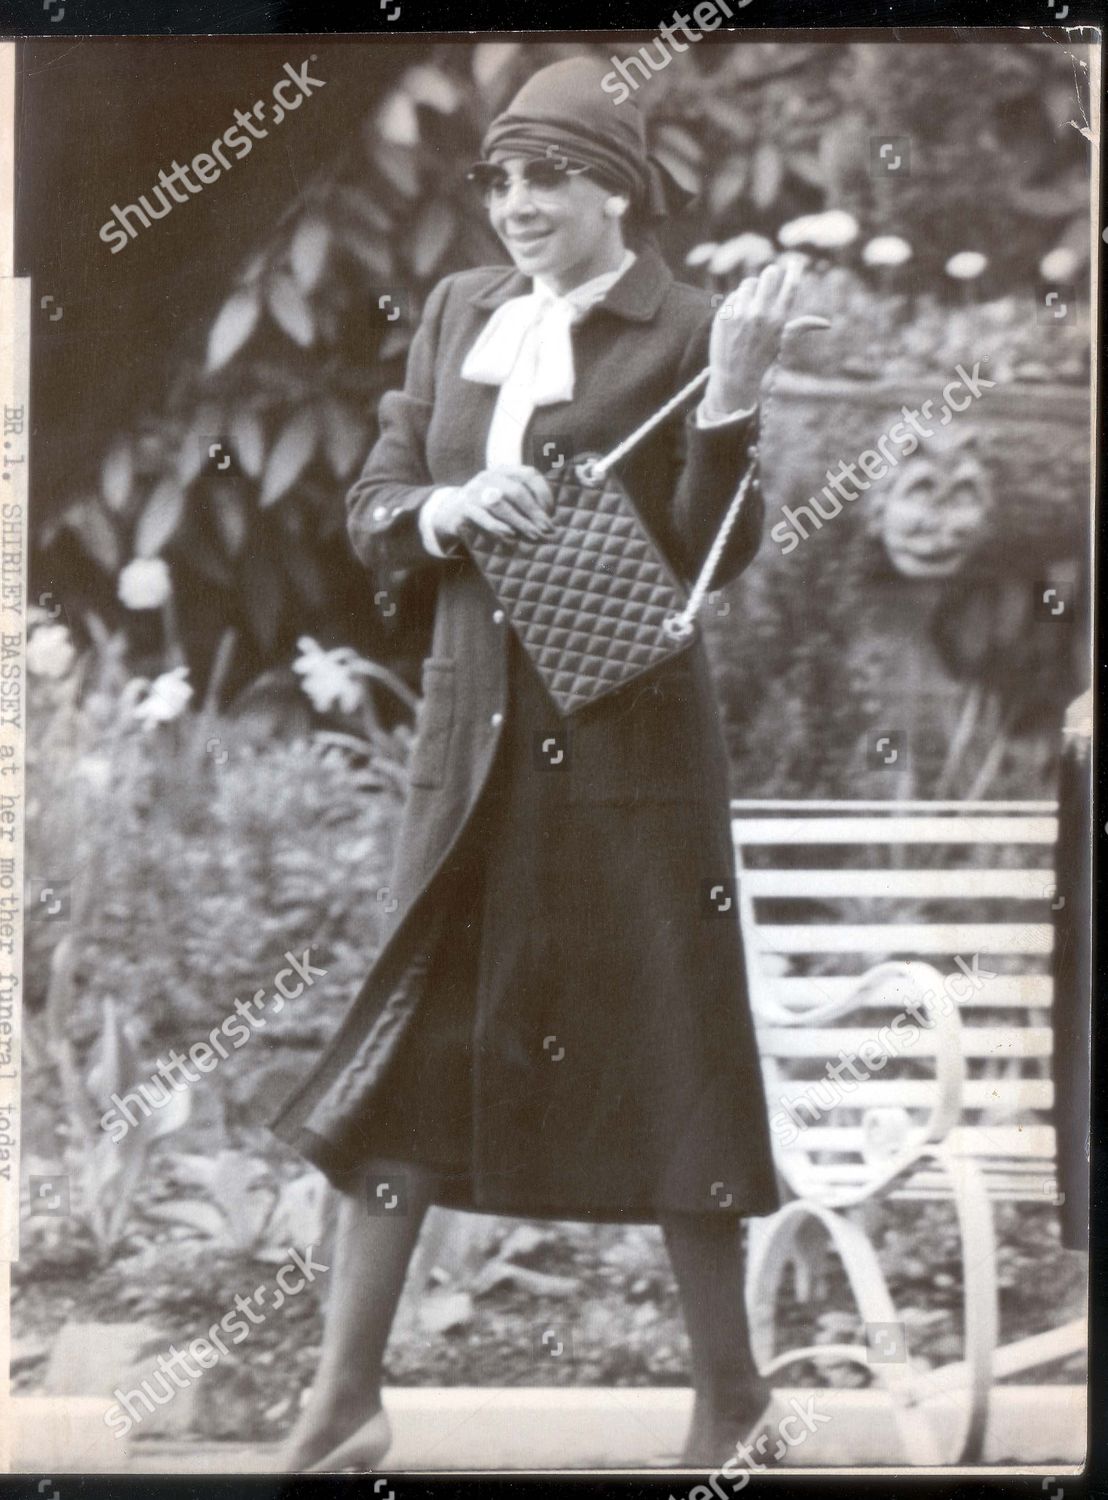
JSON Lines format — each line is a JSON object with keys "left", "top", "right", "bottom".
{"left": 704, "top": 375, "right": 1091, "bottom": 797}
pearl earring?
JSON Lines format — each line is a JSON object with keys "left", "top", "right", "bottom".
{"left": 604, "top": 196, "right": 629, "bottom": 218}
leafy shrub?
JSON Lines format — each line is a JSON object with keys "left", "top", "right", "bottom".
{"left": 25, "top": 618, "right": 408, "bottom": 1144}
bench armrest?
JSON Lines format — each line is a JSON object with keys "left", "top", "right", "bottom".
{"left": 761, "top": 960, "right": 967, "bottom": 1208}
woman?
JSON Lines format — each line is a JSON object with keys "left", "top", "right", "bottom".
{"left": 272, "top": 55, "right": 813, "bottom": 1472}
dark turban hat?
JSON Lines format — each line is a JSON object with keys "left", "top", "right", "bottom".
{"left": 481, "top": 56, "right": 695, "bottom": 220}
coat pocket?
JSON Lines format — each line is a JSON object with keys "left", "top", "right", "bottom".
{"left": 408, "top": 657, "right": 456, "bottom": 790}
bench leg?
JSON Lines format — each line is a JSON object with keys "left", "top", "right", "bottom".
{"left": 928, "top": 1143, "right": 998, "bottom": 1462}
{"left": 745, "top": 1199, "right": 945, "bottom": 1465}
{"left": 745, "top": 1150, "right": 1000, "bottom": 1467}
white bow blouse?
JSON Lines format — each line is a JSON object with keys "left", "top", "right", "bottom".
{"left": 417, "top": 251, "right": 752, "bottom": 556}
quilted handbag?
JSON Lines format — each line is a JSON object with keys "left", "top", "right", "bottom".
{"left": 466, "top": 455, "right": 699, "bottom": 715}
{"left": 464, "top": 368, "right": 757, "bottom": 717}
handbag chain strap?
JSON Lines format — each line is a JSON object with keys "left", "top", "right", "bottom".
{"left": 578, "top": 367, "right": 713, "bottom": 484}
{"left": 574, "top": 365, "right": 759, "bottom": 644}
{"left": 664, "top": 462, "right": 758, "bottom": 640}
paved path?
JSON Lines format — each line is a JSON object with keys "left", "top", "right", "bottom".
{"left": 10, "top": 1385, "right": 1086, "bottom": 1474}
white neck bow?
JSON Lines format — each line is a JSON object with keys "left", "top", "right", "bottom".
{"left": 461, "top": 252, "right": 636, "bottom": 466}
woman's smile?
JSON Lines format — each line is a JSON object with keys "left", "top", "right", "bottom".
{"left": 506, "top": 224, "right": 555, "bottom": 249}
{"left": 500, "top": 220, "right": 588, "bottom": 285}
{"left": 498, "top": 210, "right": 565, "bottom": 269}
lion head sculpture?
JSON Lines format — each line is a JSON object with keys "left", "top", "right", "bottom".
{"left": 865, "top": 423, "right": 995, "bottom": 579}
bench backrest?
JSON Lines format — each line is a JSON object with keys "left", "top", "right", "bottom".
{"left": 731, "top": 800, "right": 1059, "bottom": 1203}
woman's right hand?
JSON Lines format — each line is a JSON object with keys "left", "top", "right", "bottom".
{"left": 427, "top": 465, "right": 557, "bottom": 547}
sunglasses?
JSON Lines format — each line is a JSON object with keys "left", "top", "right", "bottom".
{"left": 465, "top": 158, "right": 593, "bottom": 203}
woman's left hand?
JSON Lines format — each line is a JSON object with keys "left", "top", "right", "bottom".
{"left": 704, "top": 256, "right": 826, "bottom": 415}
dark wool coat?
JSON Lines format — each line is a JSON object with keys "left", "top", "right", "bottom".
{"left": 270, "top": 246, "right": 781, "bottom": 1219}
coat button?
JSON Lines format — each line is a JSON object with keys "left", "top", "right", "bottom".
{"left": 490, "top": 711, "right": 504, "bottom": 728}
{"left": 492, "top": 609, "right": 505, "bottom": 624}
{"left": 372, "top": 505, "right": 388, "bottom": 522}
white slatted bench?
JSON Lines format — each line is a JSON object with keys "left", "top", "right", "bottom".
{"left": 732, "top": 799, "right": 1085, "bottom": 1464}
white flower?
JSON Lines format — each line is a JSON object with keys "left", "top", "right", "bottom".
{"left": 685, "top": 242, "right": 719, "bottom": 268}
{"left": 131, "top": 666, "right": 192, "bottom": 729}
{"left": 293, "top": 636, "right": 363, "bottom": 715}
{"left": 74, "top": 755, "right": 112, "bottom": 793}
{"left": 118, "top": 557, "right": 172, "bottom": 611}
{"left": 1040, "top": 247, "right": 1078, "bottom": 283}
{"left": 27, "top": 602, "right": 62, "bottom": 630}
{"left": 862, "top": 235, "right": 913, "bottom": 268}
{"left": 26, "top": 623, "right": 76, "bottom": 679}
{"left": 778, "top": 210, "right": 859, "bottom": 251}
{"left": 709, "top": 233, "right": 776, "bottom": 276}
{"left": 945, "top": 251, "right": 988, "bottom": 281}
